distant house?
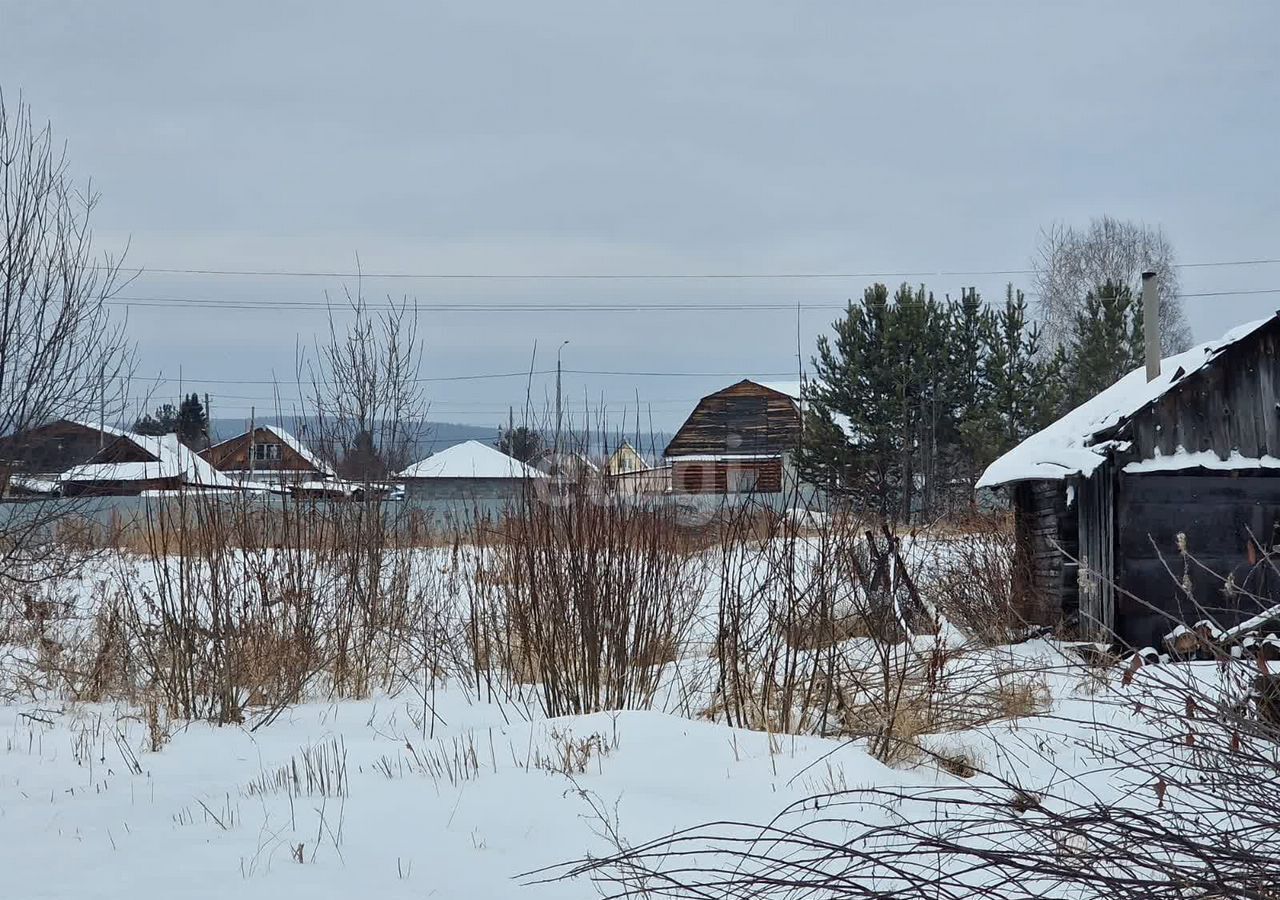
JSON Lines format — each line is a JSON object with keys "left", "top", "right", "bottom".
{"left": 62, "top": 433, "right": 241, "bottom": 496}
{"left": 664, "top": 380, "right": 805, "bottom": 494}
{"left": 0, "top": 419, "right": 135, "bottom": 478}
{"left": 606, "top": 441, "right": 647, "bottom": 476}
{"left": 201, "top": 425, "right": 334, "bottom": 488}
{"left": 604, "top": 441, "right": 670, "bottom": 495}
{"left": 398, "top": 440, "right": 544, "bottom": 501}
{"left": 530, "top": 448, "right": 600, "bottom": 482}
{"left": 979, "top": 314, "right": 1280, "bottom": 647}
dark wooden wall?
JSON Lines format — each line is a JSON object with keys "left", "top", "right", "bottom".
{"left": 1115, "top": 472, "right": 1280, "bottom": 648}
{"left": 0, "top": 422, "right": 149, "bottom": 473}
{"left": 1121, "top": 325, "right": 1280, "bottom": 462}
{"left": 671, "top": 459, "right": 784, "bottom": 494}
{"left": 665, "top": 381, "right": 801, "bottom": 457}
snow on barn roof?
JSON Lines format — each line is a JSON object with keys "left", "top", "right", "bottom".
{"left": 976, "top": 317, "right": 1275, "bottom": 489}
{"left": 398, "top": 440, "right": 545, "bottom": 480}
{"left": 64, "top": 434, "right": 241, "bottom": 489}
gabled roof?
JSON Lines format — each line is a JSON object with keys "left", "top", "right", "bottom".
{"left": 977, "top": 317, "right": 1275, "bottom": 488}
{"left": 63, "top": 434, "right": 241, "bottom": 489}
{"left": 398, "top": 440, "right": 545, "bottom": 480}
{"left": 205, "top": 424, "right": 335, "bottom": 477}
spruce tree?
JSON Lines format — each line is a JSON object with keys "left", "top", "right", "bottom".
{"left": 133, "top": 402, "right": 179, "bottom": 436}
{"left": 175, "top": 393, "right": 209, "bottom": 448}
{"left": 1065, "top": 281, "right": 1143, "bottom": 407}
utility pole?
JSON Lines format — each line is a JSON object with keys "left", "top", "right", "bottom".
{"left": 98, "top": 362, "right": 106, "bottom": 450}
{"left": 555, "top": 340, "right": 569, "bottom": 453}
{"left": 248, "top": 405, "right": 256, "bottom": 480}
{"left": 1142, "top": 271, "right": 1161, "bottom": 382}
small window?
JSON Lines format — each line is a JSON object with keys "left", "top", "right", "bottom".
{"left": 253, "top": 442, "right": 282, "bottom": 462}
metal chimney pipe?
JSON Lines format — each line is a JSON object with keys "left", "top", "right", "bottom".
{"left": 1142, "top": 270, "right": 1161, "bottom": 382}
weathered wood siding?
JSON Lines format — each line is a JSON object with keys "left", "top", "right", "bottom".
{"left": 665, "top": 381, "right": 802, "bottom": 458}
{"left": 202, "top": 428, "right": 321, "bottom": 475}
{"left": 1076, "top": 463, "right": 1116, "bottom": 641}
{"left": 1120, "top": 325, "right": 1280, "bottom": 462}
{"left": 0, "top": 422, "right": 150, "bottom": 473}
{"left": 671, "top": 459, "right": 784, "bottom": 494}
{"left": 1012, "top": 481, "right": 1070, "bottom": 622}
{"left": 1116, "top": 472, "right": 1280, "bottom": 648}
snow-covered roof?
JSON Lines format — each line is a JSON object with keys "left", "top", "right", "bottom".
{"left": 204, "top": 424, "right": 335, "bottom": 477}
{"left": 64, "top": 434, "right": 241, "bottom": 489}
{"left": 977, "top": 317, "right": 1275, "bottom": 489}
{"left": 398, "top": 440, "right": 545, "bottom": 480}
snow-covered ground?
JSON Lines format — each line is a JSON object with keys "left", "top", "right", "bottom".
{"left": 0, "top": 534, "right": 1256, "bottom": 899}
{"left": 0, "top": 691, "right": 902, "bottom": 898}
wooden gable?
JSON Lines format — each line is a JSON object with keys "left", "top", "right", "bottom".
{"left": 1108, "top": 316, "right": 1280, "bottom": 465}
{"left": 202, "top": 427, "right": 325, "bottom": 474}
{"left": 0, "top": 420, "right": 153, "bottom": 473}
{"left": 664, "top": 380, "right": 802, "bottom": 458}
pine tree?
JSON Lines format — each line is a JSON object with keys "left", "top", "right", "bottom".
{"left": 962, "top": 285, "right": 1063, "bottom": 470}
{"left": 497, "top": 425, "right": 542, "bottom": 462}
{"left": 175, "top": 393, "right": 209, "bottom": 449}
{"left": 133, "top": 402, "right": 179, "bottom": 436}
{"left": 1065, "top": 281, "right": 1143, "bottom": 407}
{"left": 341, "top": 428, "right": 386, "bottom": 481}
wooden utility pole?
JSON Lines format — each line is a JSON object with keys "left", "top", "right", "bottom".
{"left": 248, "top": 406, "right": 256, "bottom": 479}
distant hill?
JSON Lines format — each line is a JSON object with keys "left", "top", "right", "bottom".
{"left": 209, "top": 417, "right": 672, "bottom": 461}
{"left": 209, "top": 417, "right": 496, "bottom": 456}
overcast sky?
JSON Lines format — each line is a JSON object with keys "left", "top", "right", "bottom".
{"left": 3, "top": 2, "right": 1278, "bottom": 434}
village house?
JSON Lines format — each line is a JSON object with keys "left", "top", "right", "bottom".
{"left": 604, "top": 440, "right": 671, "bottom": 495}
{"left": 0, "top": 419, "right": 242, "bottom": 497}
{"left": 979, "top": 313, "right": 1280, "bottom": 649}
{"left": 201, "top": 424, "right": 335, "bottom": 488}
{"left": 62, "top": 432, "right": 240, "bottom": 496}
{"left": 664, "top": 380, "right": 806, "bottom": 495}
{"left": 0, "top": 419, "right": 133, "bottom": 479}
{"left": 398, "top": 440, "right": 544, "bottom": 501}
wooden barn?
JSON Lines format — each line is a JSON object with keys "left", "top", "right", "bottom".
{"left": 664, "top": 380, "right": 804, "bottom": 494}
{"left": 201, "top": 425, "right": 334, "bottom": 487}
{"left": 979, "top": 313, "right": 1280, "bottom": 649}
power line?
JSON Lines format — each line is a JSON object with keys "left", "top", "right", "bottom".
{"left": 92, "top": 256, "right": 1280, "bottom": 280}
{"left": 139, "top": 368, "right": 802, "bottom": 385}
{"left": 103, "top": 286, "right": 1280, "bottom": 314}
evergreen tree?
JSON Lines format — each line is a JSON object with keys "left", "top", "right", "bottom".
{"left": 1064, "top": 281, "right": 1143, "bottom": 407}
{"left": 133, "top": 402, "right": 179, "bottom": 436}
{"left": 341, "top": 428, "right": 386, "bottom": 481}
{"left": 961, "top": 285, "right": 1064, "bottom": 471}
{"left": 175, "top": 393, "right": 209, "bottom": 449}
{"left": 797, "top": 283, "right": 956, "bottom": 520}
{"left": 497, "top": 425, "right": 543, "bottom": 462}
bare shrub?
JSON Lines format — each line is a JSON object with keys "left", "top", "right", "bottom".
{"left": 469, "top": 492, "right": 704, "bottom": 719}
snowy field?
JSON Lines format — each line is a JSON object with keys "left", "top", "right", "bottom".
{"left": 0, "top": 518, "right": 1272, "bottom": 898}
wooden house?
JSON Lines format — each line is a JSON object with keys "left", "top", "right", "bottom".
{"left": 201, "top": 425, "right": 334, "bottom": 487}
{"left": 0, "top": 420, "right": 136, "bottom": 477}
{"left": 664, "top": 380, "right": 804, "bottom": 494}
{"left": 979, "top": 314, "right": 1280, "bottom": 648}
{"left": 61, "top": 433, "right": 240, "bottom": 496}
{"left": 606, "top": 441, "right": 647, "bottom": 476}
